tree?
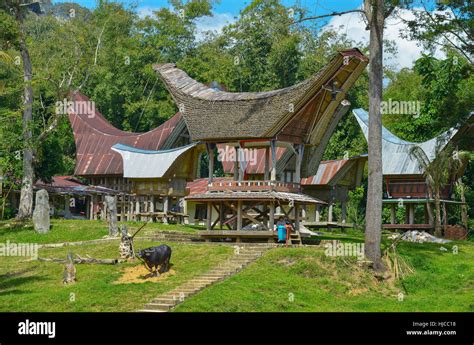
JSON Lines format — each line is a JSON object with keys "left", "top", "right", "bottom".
{"left": 410, "top": 141, "right": 470, "bottom": 237}
{"left": 3, "top": 0, "right": 36, "bottom": 220}
{"left": 400, "top": 0, "right": 473, "bottom": 64}
{"left": 295, "top": 0, "right": 400, "bottom": 271}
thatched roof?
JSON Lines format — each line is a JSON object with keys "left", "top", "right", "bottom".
{"left": 154, "top": 49, "right": 368, "bottom": 143}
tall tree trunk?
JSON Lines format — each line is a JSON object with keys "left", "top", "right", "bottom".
{"left": 16, "top": 34, "right": 34, "bottom": 220}
{"left": 434, "top": 189, "right": 442, "bottom": 237}
{"left": 458, "top": 180, "right": 468, "bottom": 229}
{"left": 364, "top": 0, "right": 385, "bottom": 271}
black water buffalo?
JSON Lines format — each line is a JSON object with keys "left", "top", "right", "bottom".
{"left": 136, "top": 245, "right": 172, "bottom": 276}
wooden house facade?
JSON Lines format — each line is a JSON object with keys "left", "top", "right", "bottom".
{"left": 149, "top": 48, "right": 368, "bottom": 242}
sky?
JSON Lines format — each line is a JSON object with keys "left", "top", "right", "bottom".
{"left": 52, "top": 0, "right": 443, "bottom": 69}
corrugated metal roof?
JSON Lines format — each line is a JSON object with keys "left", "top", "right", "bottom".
{"left": 352, "top": 108, "right": 458, "bottom": 175}
{"left": 34, "top": 176, "right": 119, "bottom": 195}
{"left": 68, "top": 92, "right": 184, "bottom": 176}
{"left": 111, "top": 142, "right": 198, "bottom": 178}
{"left": 301, "top": 159, "right": 348, "bottom": 185}
{"left": 186, "top": 190, "right": 325, "bottom": 204}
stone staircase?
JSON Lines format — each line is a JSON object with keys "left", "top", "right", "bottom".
{"left": 137, "top": 244, "right": 272, "bottom": 312}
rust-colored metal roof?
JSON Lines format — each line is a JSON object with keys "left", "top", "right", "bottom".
{"left": 68, "top": 92, "right": 183, "bottom": 176}
{"left": 186, "top": 177, "right": 230, "bottom": 196}
{"left": 300, "top": 159, "right": 349, "bottom": 185}
{"left": 34, "top": 176, "right": 119, "bottom": 195}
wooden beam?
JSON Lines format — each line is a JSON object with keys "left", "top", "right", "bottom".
{"left": 341, "top": 201, "right": 347, "bottom": 224}
{"left": 233, "top": 146, "right": 239, "bottom": 181}
{"left": 315, "top": 204, "right": 320, "bottom": 222}
{"left": 270, "top": 139, "right": 277, "bottom": 181}
{"left": 390, "top": 204, "right": 396, "bottom": 224}
{"left": 295, "top": 203, "right": 300, "bottom": 231}
{"left": 237, "top": 200, "right": 242, "bottom": 230}
{"left": 328, "top": 201, "right": 333, "bottom": 222}
{"left": 163, "top": 196, "right": 169, "bottom": 224}
{"left": 207, "top": 143, "right": 214, "bottom": 184}
{"left": 269, "top": 201, "right": 275, "bottom": 231}
{"left": 206, "top": 202, "right": 212, "bottom": 230}
{"left": 294, "top": 143, "right": 304, "bottom": 183}
{"left": 264, "top": 146, "right": 270, "bottom": 181}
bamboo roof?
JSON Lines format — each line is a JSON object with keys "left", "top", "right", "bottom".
{"left": 154, "top": 49, "right": 368, "bottom": 143}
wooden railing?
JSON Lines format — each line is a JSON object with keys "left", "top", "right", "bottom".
{"left": 207, "top": 180, "right": 301, "bottom": 193}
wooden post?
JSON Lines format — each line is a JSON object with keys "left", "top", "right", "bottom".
{"left": 233, "top": 147, "right": 239, "bottom": 181}
{"left": 120, "top": 194, "right": 125, "bottom": 222}
{"left": 328, "top": 202, "right": 333, "bottom": 222}
{"left": 163, "top": 196, "right": 169, "bottom": 224}
{"left": 135, "top": 197, "right": 140, "bottom": 220}
{"left": 237, "top": 147, "right": 244, "bottom": 182}
{"left": 390, "top": 204, "right": 396, "bottom": 224}
{"left": 294, "top": 144, "right": 304, "bottom": 183}
{"left": 341, "top": 201, "right": 347, "bottom": 224}
{"left": 206, "top": 202, "right": 212, "bottom": 230}
{"left": 315, "top": 205, "right": 320, "bottom": 222}
{"left": 408, "top": 204, "right": 415, "bottom": 225}
{"left": 207, "top": 144, "right": 214, "bottom": 184}
{"left": 183, "top": 199, "right": 189, "bottom": 224}
{"left": 89, "top": 195, "right": 94, "bottom": 220}
{"left": 294, "top": 203, "right": 300, "bottom": 231}
{"left": 219, "top": 201, "right": 224, "bottom": 229}
{"left": 264, "top": 146, "right": 270, "bottom": 181}
{"left": 270, "top": 140, "right": 277, "bottom": 181}
{"left": 269, "top": 201, "right": 275, "bottom": 231}
{"left": 237, "top": 200, "right": 242, "bottom": 230}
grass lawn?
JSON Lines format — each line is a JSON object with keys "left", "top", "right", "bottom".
{"left": 1, "top": 221, "right": 472, "bottom": 312}
{"left": 0, "top": 219, "right": 202, "bottom": 244}
{"left": 0, "top": 240, "right": 233, "bottom": 312}
{"left": 174, "top": 235, "right": 474, "bottom": 312}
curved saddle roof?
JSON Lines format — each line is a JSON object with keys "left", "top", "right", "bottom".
{"left": 352, "top": 108, "right": 460, "bottom": 175}
{"left": 111, "top": 142, "right": 198, "bottom": 179}
{"left": 68, "top": 92, "right": 186, "bottom": 176}
{"left": 154, "top": 48, "right": 368, "bottom": 143}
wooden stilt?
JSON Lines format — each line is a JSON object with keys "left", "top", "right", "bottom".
{"left": 237, "top": 200, "right": 242, "bottom": 230}
{"left": 390, "top": 204, "right": 396, "bottom": 224}
{"left": 269, "top": 201, "right": 275, "bottom": 231}
{"left": 270, "top": 140, "right": 277, "bottom": 181}
{"left": 206, "top": 202, "right": 212, "bottom": 230}
{"left": 264, "top": 146, "right": 270, "bottom": 181}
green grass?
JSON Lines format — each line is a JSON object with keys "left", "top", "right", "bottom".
{"left": 175, "top": 236, "right": 474, "bottom": 312}
{"left": 0, "top": 240, "right": 233, "bottom": 312}
{"left": 1, "top": 221, "right": 472, "bottom": 312}
{"left": 0, "top": 219, "right": 202, "bottom": 244}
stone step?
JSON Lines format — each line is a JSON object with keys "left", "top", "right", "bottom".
{"left": 145, "top": 302, "right": 175, "bottom": 309}
{"left": 136, "top": 309, "right": 167, "bottom": 313}
{"left": 139, "top": 247, "right": 271, "bottom": 312}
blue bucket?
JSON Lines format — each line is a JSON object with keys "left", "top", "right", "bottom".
{"left": 277, "top": 225, "right": 287, "bottom": 242}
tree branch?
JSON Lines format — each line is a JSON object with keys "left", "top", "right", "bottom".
{"left": 292, "top": 9, "right": 366, "bottom": 25}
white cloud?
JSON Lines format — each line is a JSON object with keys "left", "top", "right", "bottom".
{"left": 136, "top": 7, "right": 235, "bottom": 40}
{"left": 194, "top": 12, "right": 235, "bottom": 39}
{"left": 323, "top": 8, "right": 445, "bottom": 69}
{"left": 137, "top": 6, "right": 160, "bottom": 19}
